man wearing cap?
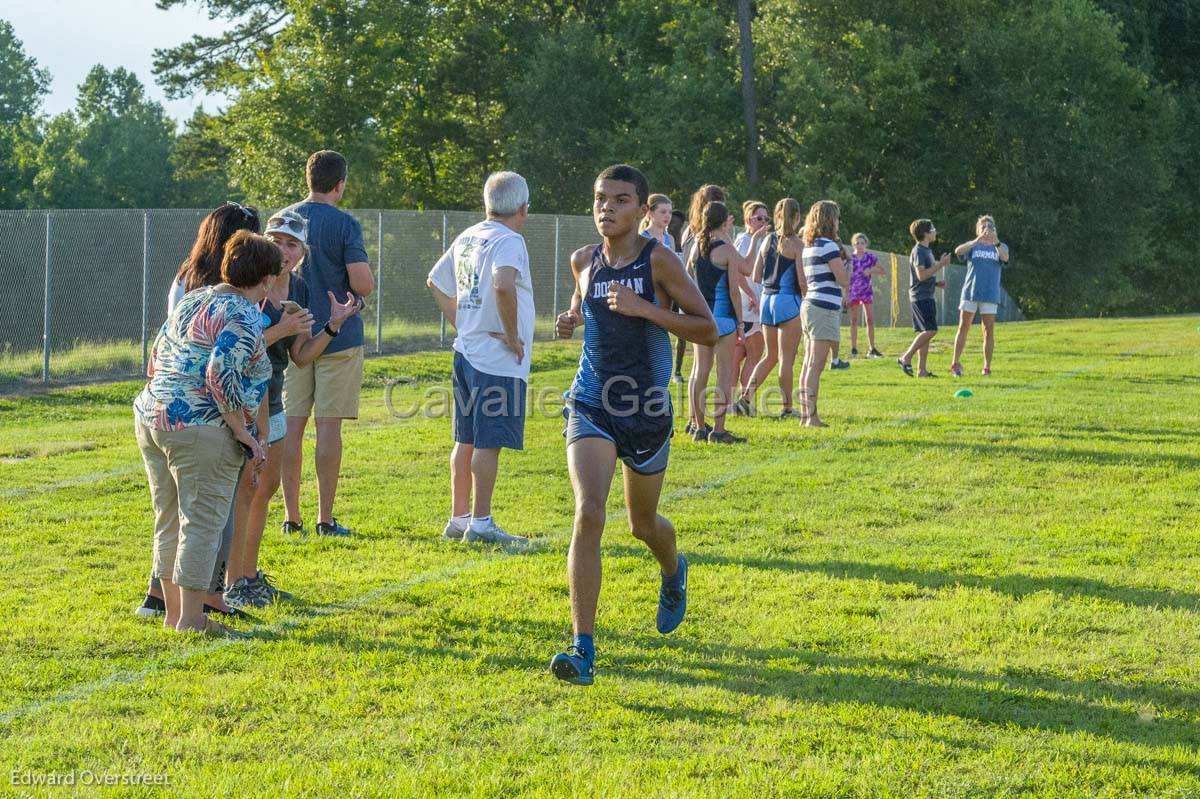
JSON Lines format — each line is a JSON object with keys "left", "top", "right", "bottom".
{"left": 280, "top": 150, "right": 373, "bottom": 537}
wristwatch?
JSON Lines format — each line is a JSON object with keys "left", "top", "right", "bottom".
{"left": 324, "top": 322, "right": 339, "bottom": 337}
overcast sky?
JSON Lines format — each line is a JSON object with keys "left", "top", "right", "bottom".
{"left": 4, "top": 0, "right": 230, "bottom": 124}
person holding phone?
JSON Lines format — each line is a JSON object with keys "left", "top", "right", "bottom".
{"left": 950, "top": 215, "right": 1009, "bottom": 377}
{"left": 224, "top": 211, "right": 363, "bottom": 609}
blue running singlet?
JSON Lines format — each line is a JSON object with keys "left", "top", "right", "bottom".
{"left": 568, "top": 238, "right": 674, "bottom": 421}
{"left": 760, "top": 233, "right": 799, "bottom": 296}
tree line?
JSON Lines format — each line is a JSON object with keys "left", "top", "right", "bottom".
{"left": 2, "top": 1, "right": 1197, "bottom": 316}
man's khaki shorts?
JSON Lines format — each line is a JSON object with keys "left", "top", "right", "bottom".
{"left": 283, "top": 345, "right": 364, "bottom": 419}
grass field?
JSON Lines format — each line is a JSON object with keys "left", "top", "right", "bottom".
{"left": 1, "top": 316, "right": 1199, "bottom": 798}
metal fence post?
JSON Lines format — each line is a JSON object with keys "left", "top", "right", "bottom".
{"left": 376, "top": 210, "right": 383, "bottom": 355}
{"left": 440, "top": 212, "right": 448, "bottom": 347}
{"left": 142, "top": 210, "right": 150, "bottom": 373}
{"left": 552, "top": 216, "right": 560, "bottom": 334}
{"left": 42, "top": 211, "right": 52, "bottom": 384}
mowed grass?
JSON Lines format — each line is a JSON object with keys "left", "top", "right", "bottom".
{"left": 1, "top": 316, "right": 1199, "bottom": 798}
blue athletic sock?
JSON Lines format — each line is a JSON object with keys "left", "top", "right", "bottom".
{"left": 664, "top": 555, "right": 685, "bottom": 586}
{"left": 573, "top": 634, "right": 595, "bottom": 662}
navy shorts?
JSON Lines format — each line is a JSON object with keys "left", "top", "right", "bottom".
{"left": 563, "top": 401, "right": 672, "bottom": 475}
{"left": 452, "top": 352, "right": 526, "bottom": 450}
{"left": 911, "top": 298, "right": 938, "bottom": 332}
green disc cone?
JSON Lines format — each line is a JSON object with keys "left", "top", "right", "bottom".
{"left": 954, "top": 388, "right": 973, "bottom": 398}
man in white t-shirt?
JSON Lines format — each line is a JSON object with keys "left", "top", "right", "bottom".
{"left": 427, "top": 171, "right": 535, "bottom": 546}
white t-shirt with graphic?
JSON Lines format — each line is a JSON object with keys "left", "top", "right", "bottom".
{"left": 428, "top": 219, "right": 535, "bottom": 380}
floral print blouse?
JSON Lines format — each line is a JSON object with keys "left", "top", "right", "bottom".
{"left": 135, "top": 287, "right": 272, "bottom": 431}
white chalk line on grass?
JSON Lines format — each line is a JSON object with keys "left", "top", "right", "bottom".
{"left": 0, "top": 465, "right": 142, "bottom": 500}
{"left": 0, "top": 341, "right": 1155, "bottom": 726}
{"left": 0, "top": 558, "right": 494, "bottom": 727}
{"left": 0, "top": 412, "right": 407, "bottom": 501}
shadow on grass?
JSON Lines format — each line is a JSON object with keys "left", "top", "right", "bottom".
{"left": 281, "top": 608, "right": 1200, "bottom": 755}
{"left": 857, "top": 433, "right": 1200, "bottom": 470}
{"left": 665, "top": 548, "right": 1200, "bottom": 615}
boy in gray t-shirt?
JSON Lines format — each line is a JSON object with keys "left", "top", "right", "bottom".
{"left": 898, "top": 218, "right": 950, "bottom": 377}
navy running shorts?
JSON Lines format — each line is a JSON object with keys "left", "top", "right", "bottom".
{"left": 911, "top": 298, "right": 938, "bottom": 332}
{"left": 563, "top": 400, "right": 672, "bottom": 475}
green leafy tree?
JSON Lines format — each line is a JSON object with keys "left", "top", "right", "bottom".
{"left": 169, "top": 108, "right": 236, "bottom": 207}
{"left": 0, "top": 20, "right": 50, "bottom": 208}
{"left": 30, "top": 66, "right": 176, "bottom": 208}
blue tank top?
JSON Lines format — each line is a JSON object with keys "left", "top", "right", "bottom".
{"left": 761, "top": 233, "right": 798, "bottom": 296}
{"left": 694, "top": 240, "right": 735, "bottom": 319}
{"left": 569, "top": 239, "right": 674, "bottom": 418}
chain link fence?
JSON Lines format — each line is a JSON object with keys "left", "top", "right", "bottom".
{"left": 0, "top": 209, "right": 1022, "bottom": 390}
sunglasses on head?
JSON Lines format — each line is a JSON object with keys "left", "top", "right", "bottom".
{"left": 224, "top": 200, "right": 259, "bottom": 222}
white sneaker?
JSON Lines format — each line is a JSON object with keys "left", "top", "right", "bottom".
{"left": 442, "top": 520, "right": 467, "bottom": 541}
{"left": 464, "top": 518, "right": 529, "bottom": 546}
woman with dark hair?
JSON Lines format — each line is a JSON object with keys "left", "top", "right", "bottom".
{"left": 732, "top": 201, "right": 770, "bottom": 409}
{"left": 168, "top": 202, "right": 262, "bottom": 312}
{"left": 134, "top": 231, "right": 279, "bottom": 635}
{"left": 687, "top": 201, "right": 752, "bottom": 443}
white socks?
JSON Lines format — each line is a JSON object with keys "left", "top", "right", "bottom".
{"left": 469, "top": 515, "right": 492, "bottom": 532}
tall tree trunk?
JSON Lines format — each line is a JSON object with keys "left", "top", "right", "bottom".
{"left": 736, "top": 0, "right": 760, "bottom": 192}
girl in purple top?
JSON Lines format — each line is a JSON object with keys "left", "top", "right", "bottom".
{"left": 849, "top": 233, "right": 883, "bottom": 358}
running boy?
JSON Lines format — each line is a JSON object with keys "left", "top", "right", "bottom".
{"left": 551, "top": 165, "right": 718, "bottom": 686}
{"left": 898, "top": 219, "right": 951, "bottom": 377}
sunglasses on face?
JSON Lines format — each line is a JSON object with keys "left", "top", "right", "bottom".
{"left": 751, "top": 215, "right": 768, "bottom": 222}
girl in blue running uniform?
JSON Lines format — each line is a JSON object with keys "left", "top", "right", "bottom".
{"left": 687, "top": 201, "right": 753, "bottom": 444}
{"left": 737, "top": 197, "right": 805, "bottom": 418}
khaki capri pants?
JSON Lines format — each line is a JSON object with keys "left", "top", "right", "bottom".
{"left": 135, "top": 420, "right": 244, "bottom": 592}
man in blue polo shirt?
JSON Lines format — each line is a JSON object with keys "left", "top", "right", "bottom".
{"left": 280, "top": 150, "right": 374, "bottom": 537}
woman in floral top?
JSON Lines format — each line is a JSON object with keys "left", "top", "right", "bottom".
{"left": 134, "top": 231, "right": 280, "bottom": 636}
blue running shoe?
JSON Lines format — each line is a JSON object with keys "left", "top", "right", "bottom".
{"left": 656, "top": 554, "right": 688, "bottom": 634}
{"left": 549, "top": 646, "right": 595, "bottom": 686}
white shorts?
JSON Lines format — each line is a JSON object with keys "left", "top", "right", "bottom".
{"left": 268, "top": 411, "right": 288, "bottom": 444}
{"left": 960, "top": 300, "right": 998, "bottom": 316}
